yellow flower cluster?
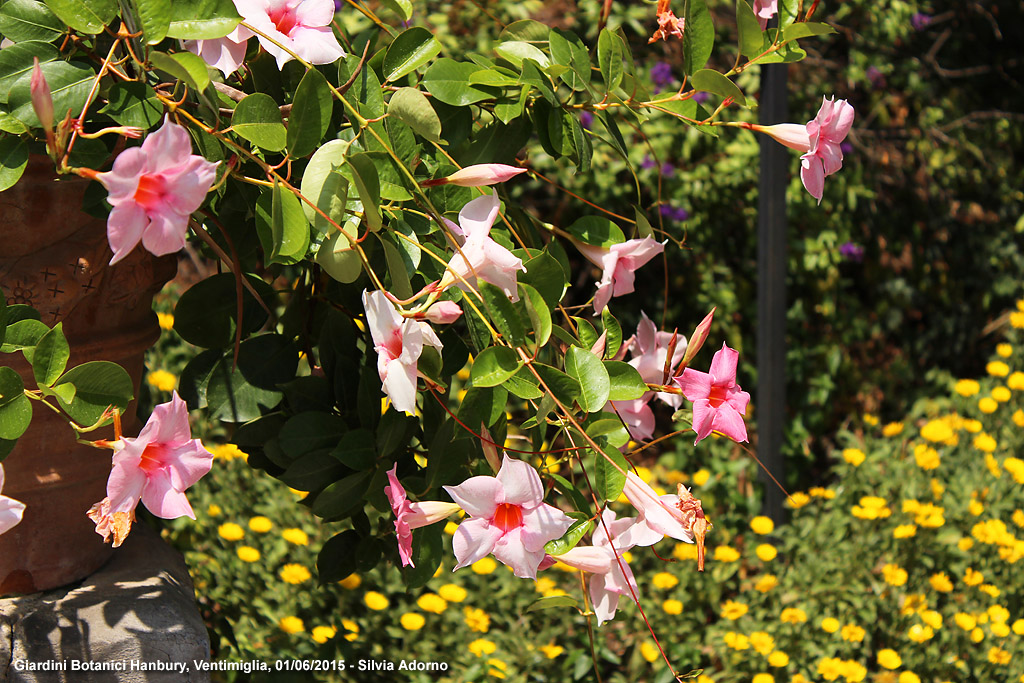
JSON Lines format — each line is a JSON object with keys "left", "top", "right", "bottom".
{"left": 913, "top": 444, "right": 940, "bottom": 470}
{"left": 852, "top": 495, "right": 891, "bottom": 520}
{"left": 919, "top": 418, "right": 957, "bottom": 445}
{"left": 818, "top": 657, "right": 867, "bottom": 681}
{"left": 882, "top": 421, "right": 904, "bottom": 437}
{"left": 842, "top": 448, "right": 866, "bottom": 466}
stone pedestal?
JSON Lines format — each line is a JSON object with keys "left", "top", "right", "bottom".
{"left": 0, "top": 525, "right": 210, "bottom": 682}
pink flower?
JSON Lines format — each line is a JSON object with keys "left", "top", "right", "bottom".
{"left": 751, "top": 122, "right": 812, "bottom": 152}
{"left": 0, "top": 464, "right": 26, "bottom": 536}
{"left": 363, "top": 289, "right": 443, "bottom": 415}
{"left": 800, "top": 97, "right": 855, "bottom": 203}
{"left": 606, "top": 397, "right": 656, "bottom": 441}
{"left": 675, "top": 342, "right": 750, "bottom": 444}
{"left": 753, "top": 0, "right": 778, "bottom": 29}
{"left": 385, "top": 465, "right": 461, "bottom": 567}
{"left": 422, "top": 164, "right": 527, "bottom": 187}
{"left": 88, "top": 392, "right": 213, "bottom": 547}
{"left": 96, "top": 117, "right": 219, "bottom": 265}
{"left": 620, "top": 472, "right": 711, "bottom": 569}
{"left": 421, "top": 300, "right": 463, "bottom": 324}
{"left": 234, "top": 0, "right": 346, "bottom": 69}
{"left": 183, "top": 25, "right": 253, "bottom": 76}
{"left": 30, "top": 58, "right": 53, "bottom": 131}
{"left": 575, "top": 237, "right": 664, "bottom": 314}
{"left": 444, "top": 454, "right": 573, "bottom": 579}
{"left": 629, "top": 311, "right": 686, "bottom": 407}
{"left": 443, "top": 191, "right": 526, "bottom": 302}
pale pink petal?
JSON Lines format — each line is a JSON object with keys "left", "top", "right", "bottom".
{"left": 185, "top": 36, "right": 249, "bottom": 76}
{"left": 444, "top": 476, "right": 503, "bottom": 518}
{"left": 710, "top": 403, "right": 748, "bottom": 442}
{"left": 726, "top": 387, "right": 751, "bottom": 414}
{"left": 708, "top": 343, "right": 738, "bottom": 383}
{"left": 553, "top": 546, "right": 615, "bottom": 573}
{"left": 458, "top": 191, "right": 500, "bottom": 240}
{"left": 634, "top": 311, "right": 657, "bottom": 355}
{"left": 98, "top": 148, "right": 145, "bottom": 201}
{"left": 445, "top": 164, "right": 527, "bottom": 187}
{"left": 362, "top": 289, "right": 403, "bottom": 350}
{"left": 146, "top": 392, "right": 194, "bottom": 444}
{"left": 396, "top": 521, "right": 414, "bottom": 567}
{"left": 621, "top": 471, "right": 692, "bottom": 542}
{"left": 608, "top": 398, "right": 655, "bottom": 441}
{"left": 592, "top": 281, "right": 612, "bottom": 314}
{"left": 676, "top": 368, "right": 711, "bottom": 401}
{"left": 140, "top": 210, "right": 190, "bottom": 257}
{"left": 0, "top": 493, "right": 25, "bottom": 536}
{"left": 106, "top": 458, "right": 147, "bottom": 513}
{"left": 143, "top": 117, "right": 193, "bottom": 172}
{"left": 162, "top": 157, "right": 219, "bottom": 215}
{"left": 382, "top": 357, "right": 419, "bottom": 414}
{"left": 294, "top": 0, "right": 335, "bottom": 26}
{"left": 800, "top": 154, "right": 825, "bottom": 204}
{"left": 405, "top": 501, "right": 461, "bottom": 528}
{"left": 614, "top": 516, "right": 667, "bottom": 548}
{"left": 140, "top": 468, "right": 195, "bottom": 519}
{"left": 451, "top": 518, "right": 502, "bottom": 569}
{"left": 830, "top": 99, "right": 855, "bottom": 140}
{"left": 385, "top": 464, "right": 407, "bottom": 513}
{"left": 756, "top": 123, "right": 811, "bottom": 152}
{"left": 495, "top": 454, "right": 543, "bottom": 507}
{"left": 691, "top": 398, "right": 715, "bottom": 443}
{"left": 519, "top": 502, "right": 573, "bottom": 552}
{"left": 492, "top": 527, "right": 547, "bottom": 578}
{"left": 818, "top": 141, "right": 844, "bottom": 176}
{"left": 165, "top": 441, "right": 215, "bottom": 492}
{"left": 107, "top": 203, "right": 149, "bottom": 265}
{"left": 288, "top": 25, "right": 346, "bottom": 65}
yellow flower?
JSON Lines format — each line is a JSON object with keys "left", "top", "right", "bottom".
{"left": 540, "top": 642, "right": 563, "bottom": 659}
{"left": 400, "top": 612, "right": 425, "bottom": 631}
{"left": 901, "top": 593, "right": 927, "bottom": 615}
{"left": 992, "top": 621, "right": 1010, "bottom": 637}
{"left": 278, "top": 616, "right": 304, "bottom": 634}
{"left": 840, "top": 624, "right": 865, "bottom": 642}
{"left": 756, "top": 544, "right": 778, "bottom": 562}
{"left": 640, "top": 640, "right": 660, "bottom": 662}
{"left": 311, "top": 625, "right": 337, "bottom": 643}
{"left": 817, "top": 657, "right": 844, "bottom": 680}
{"left": 444, "top": 521, "right": 458, "bottom": 535}
{"left": 955, "top": 379, "right": 980, "bottom": 397}
{"left": 863, "top": 413, "right": 879, "bottom": 426}
{"left": 964, "top": 567, "right": 983, "bottom": 585}
{"left": 781, "top": 607, "right": 807, "bottom": 624}
{"left": 962, "top": 419, "right": 982, "bottom": 433}
{"left": 673, "top": 542, "right": 699, "bottom": 561}
{"left": 1014, "top": 308, "right": 1024, "bottom": 327}
{"left": 417, "top": 593, "right": 448, "bottom": 614}
{"left": 1010, "top": 372, "right": 1024, "bottom": 390}
{"left": 207, "top": 504, "right": 222, "bottom": 517}
{"left": 974, "top": 433, "right": 998, "bottom": 452}
{"left": 914, "top": 444, "right": 940, "bottom": 470}
{"left": 464, "top": 606, "right": 490, "bottom": 632}
{"left": 921, "top": 610, "right": 943, "bottom": 629}
{"left": 821, "top": 617, "right": 840, "bottom": 633}
{"left": 341, "top": 619, "right": 359, "bottom": 641}
{"left": 1005, "top": 457, "right": 1024, "bottom": 483}
{"left": 236, "top": 546, "right": 260, "bottom": 563}
{"left": 955, "top": 613, "right": 978, "bottom": 630}
{"left": 472, "top": 557, "right": 498, "bottom": 574}
{"left": 926, "top": 572, "right": 952, "bottom": 592}
{"left": 882, "top": 421, "right": 905, "bottom": 437}
{"left": 212, "top": 443, "right": 247, "bottom": 461}
{"left": 767, "top": 651, "right": 789, "bottom": 667}
{"left": 662, "top": 599, "right": 683, "bottom": 615}
{"left": 723, "top": 632, "right": 750, "bottom": 650}
{"left": 898, "top": 673, "right": 920, "bottom": 683}
{"left": 751, "top": 515, "right": 775, "bottom": 534}
{"left": 907, "top": 624, "right": 933, "bottom": 642}
{"left": 882, "top": 564, "right": 907, "bottom": 587}
{"left": 997, "top": 343, "right": 1013, "bottom": 357}
{"left": 971, "top": 627, "right": 985, "bottom": 642}
{"left": 987, "top": 361, "right": 1010, "bottom": 377}
{"left": 755, "top": 574, "right": 778, "bottom": 592}
{"left": 979, "top": 397, "right": 998, "bottom": 414}
{"left": 247, "top": 516, "right": 272, "bottom": 533}
{"left": 752, "top": 675, "right": 774, "bottom": 683}
{"left": 653, "top": 571, "right": 679, "bottom": 589}
{"left": 1012, "top": 619, "right": 1024, "bottom": 635}
{"left": 468, "top": 638, "right": 496, "bottom": 657}
{"left": 750, "top": 631, "right": 775, "bottom": 656}
{"left": 877, "top": 649, "right": 901, "bottom": 669}
{"left": 338, "top": 574, "right": 361, "bottom": 589}
{"left": 218, "top": 523, "right": 244, "bottom": 541}
{"left": 438, "top": 583, "right": 467, "bottom": 603}
{"left": 992, "top": 386, "right": 1012, "bottom": 402}
{"left": 692, "top": 468, "right": 711, "bottom": 486}
{"left": 146, "top": 370, "right": 177, "bottom": 392}
{"left": 893, "top": 524, "right": 917, "bottom": 539}
{"left": 714, "top": 546, "right": 740, "bottom": 563}
{"left": 988, "top": 605, "right": 1010, "bottom": 623}
{"left": 985, "top": 453, "right": 1002, "bottom": 478}
{"left": 720, "top": 600, "right": 748, "bottom": 620}
{"left": 279, "top": 564, "right": 311, "bottom": 584}
{"left": 841, "top": 661, "right": 867, "bottom": 682}
{"left": 157, "top": 311, "right": 175, "bottom": 330}
{"left": 487, "top": 658, "right": 507, "bottom": 679}
{"left": 842, "top": 448, "right": 866, "bottom": 466}
{"left": 988, "top": 647, "right": 1011, "bottom": 665}
{"left": 364, "top": 591, "right": 390, "bottom": 611}
{"left": 920, "top": 419, "right": 954, "bottom": 443}
{"left": 787, "top": 492, "right": 810, "bottom": 508}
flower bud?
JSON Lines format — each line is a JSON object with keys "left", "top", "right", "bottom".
{"left": 422, "top": 164, "right": 527, "bottom": 187}
{"left": 423, "top": 301, "right": 463, "bottom": 324}
{"left": 30, "top": 58, "right": 54, "bottom": 132}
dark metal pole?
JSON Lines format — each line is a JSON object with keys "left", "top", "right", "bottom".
{"left": 757, "top": 61, "right": 788, "bottom": 525}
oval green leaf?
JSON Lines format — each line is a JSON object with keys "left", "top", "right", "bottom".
{"left": 383, "top": 27, "right": 442, "bottom": 82}
{"left": 470, "top": 345, "right": 521, "bottom": 387}
{"left": 565, "top": 345, "right": 610, "bottom": 412}
{"left": 231, "top": 92, "right": 287, "bottom": 151}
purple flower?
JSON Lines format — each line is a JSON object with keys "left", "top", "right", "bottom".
{"left": 580, "top": 110, "right": 594, "bottom": 130}
{"left": 660, "top": 162, "right": 675, "bottom": 178}
{"left": 650, "top": 62, "right": 674, "bottom": 91}
{"left": 659, "top": 205, "right": 689, "bottom": 222}
{"left": 693, "top": 91, "right": 710, "bottom": 106}
{"left": 866, "top": 66, "right": 885, "bottom": 88}
{"left": 840, "top": 141, "right": 853, "bottom": 155}
{"left": 911, "top": 12, "right": 931, "bottom": 30}
{"left": 839, "top": 242, "right": 864, "bottom": 262}
{"left": 640, "top": 156, "right": 657, "bottom": 171}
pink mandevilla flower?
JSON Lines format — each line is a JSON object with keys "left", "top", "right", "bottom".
{"left": 96, "top": 118, "right": 218, "bottom": 265}
{"left": 385, "top": 465, "right": 461, "bottom": 567}
{"left": 444, "top": 454, "right": 573, "bottom": 579}
{"left": 575, "top": 238, "right": 665, "bottom": 314}
{"left": 0, "top": 464, "right": 26, "bottom": 536}
{"left": 800, "top": 96, "right": 855, "bottom": 203}
{"left": 363, "top": 289, "right": 443, "bottom": 415}
{"left": 753, "top": 0, "right": 778, "bottom": 29}
{"left": 183, "top": 24, "right": 253, "bottom": 76}
{"left": 88, "top": 392, "right": 213, "bottom": 547}
{"left": 620, "top": 471, "right": 711, "bottom": 569}
{"left": 675, "top": 342, "right": 750, "bottom": 444}
{"left": 443, "top": 191, "right": 526, "bottom": 302}
{"left": 234, "top": 0, "right": 346, "bottom": 69}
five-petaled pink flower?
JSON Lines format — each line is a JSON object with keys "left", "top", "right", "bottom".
{"left": 363, "top": 289, "right": 443, "bottom": 415}
{"left": 0, "top": 464, "right": 26, "bottom": 537}
{"left": 444, "top": 454, "right": 573, "bottom": 579}
{"left": 576, "top": 238, "right": 665, "bottom": 314}
{"left": 234, "top": 0, "right": 346, "bottom": 69}
{"left": 88, "top": 392, "right": 213, "bottom": 547}
{"left": 753, "top": 0, "right": 778, "bottom": 29}
{"left": 675, "top": 342, "right": 750, "bottom": 444}
{"left": 385, "top": 465, "right": 461, "bottom": 567}
{"left": 800, "top": 96, "right": 855, "bottom": 203}
{"left": 442, "top": 191, "right": 526, "bottom": 302}
{"left": 96, "top": 117, "right": 218, "bottom": 265}
{"left": 620, "top": 472, "right": 711, "bottom": 569}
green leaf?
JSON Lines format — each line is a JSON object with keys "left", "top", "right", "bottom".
{"left": 231, "top": 93, "right": 287, "bottom": 151}
{"left": 387, "top": 87, "right": 441, "bottom": 143}
{"left": 53, "top": 361, "right": 133, "bottom": 427}
{"left": 593, "top": 445, "right": 629, "bottom": 502}
{"left": 165, "top": 0, "right": 241, "bottom": 40}
{"left": 312, "top": 469, "right": 374, "bottom": 519}
{"left": 262, "top": 180, "right": 310, "bottom": 265}
{"left": 525, "top": 595, "right": 578, "bottom": 612}
{"left": 378, "top": 0, "right": 412, "bottom": 21}
{"left": 519, "top": 59, "right": 557, "bottom": 105}
{"left": 682, "top": 0, "right": 714, "bottom": 75}
{"left": 42, "top": 0, "right": 116, "bottom": 33}
{"left": 549, "top": 472, "right": 590, "bottom": 513}
{"left": 317, "top": 228, "right": 363, "bottom": 283}
{"left": 565, "top": 346, "right": 610, "bottom": 413}
{"left": 287, "top": 68, "right": 333, "bottom": 158}
{"left": 32, "top": 322, "right": 68, "bottom": 387}
{"left": 204, "top": 356, "right": 282, "bottom": 422}
{"left": 495, "top": 41, "right": 550, "bottom": 70}
{"left": 470, "top": 345, "right": 521, "bottom": 387}
{"left": 0, "top": 136, "right": 29, "bottom": 193}
{"left": 133, "top": 0, "right": 171, "bottom": 43}
{"left": 543, "top": 518, "right": 593, "bottom": 555}
{"left": 0, "top": 367, "right": 30, "bottom": 440}
{"left": 100, "top": 81, "right": 163, "bottom": 129}
{"left": 345, "top": 153, "right": 382, "bottom": 232}
{"left": 0, "top": 0, "right": 64, "bottom": 42}
{"left": 173, "top": 273, "right": 274, "bottom": 348}
{"left": 782, "top": 21, "right": 837, "bottom": 40}
{"left": 422, "top": 58, "right": 501, "bottom": 106}
{"left": 0, "top": 41, "right": 59, "bottom": 105}
{"left": 533, "top": 362, "right": 581, "bottom": 407}
{"left": 520, "top": 250, "right": 566, "bottom": 308}
{"left": 149, "top": 51, "right": 210, "bottom": 92}
{"left": 0, "top": 318, "right": 48, "bottom": 356}
{"left": 502, "top": 367, "right": 543, "bottom": 400}
{"left": 331, "top": 431, "right": 376, "bottom": 470}
{"left": 317, "top": 529, "right": 360, "bottom": 583}
{"left": 383, "top": 27, "right": 442, "bottom": 82}
{"left": 457, "top": 385, "right": 508, "bottom": 430}
{"left": 690, "top": 69, "right": 746, "bottom": 106}
{"left": 280, "top": 451, "right": 347, "bottom": 491}
{"left": 736, "top": 0, "right": 764, "bottom": 58}
{"left": 604, "top": 360, "right": 648, "bottom": 401}
{"left": 0, "top": 291, "right": 6, "bottom": 349}
{"left": 597, "top": 29, "right": 623, "bottom": 92}
{"left": 478, "top": 281, "right": 527, "bottom": 346}
{"left": 548, "top": 28, "right": 590, "bottom": 91}
{"left": 566, "top": 215, "right": 624, "bottom": 248}
{"left": 519, "top": 283, "right": 551, "bottom": 347}
{"left": 499, "top": 19, "right": 549, "bottom": 43}
{"left": 379, "top": 233, "right": 412, "bottom": 300}
{"left": 7, "top": 60, "right": 93, "bottom": 127}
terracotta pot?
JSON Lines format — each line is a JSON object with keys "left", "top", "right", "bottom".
{"left": 0, "top": 156, "right": 176, "bottom": 594}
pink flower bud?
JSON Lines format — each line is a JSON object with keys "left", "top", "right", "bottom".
{"left": 439, "top": 164, "right": 528, "bottom": 187}
{"left": 423, "top": 301, "right": 463, "bottom": 324}
{"left": 30, "top": 58, "right": 54, "bottom": 131}
{"left": 750, "top": 123, "right": 811, "bottom": 152}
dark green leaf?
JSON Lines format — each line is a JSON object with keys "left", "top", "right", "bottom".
{"left": 597, "top": 29, "right": 623, "bottom": 92}
{"left": 0, "top": 367, "right": 30, "bottom": 440}
{"left": 331, "top": 432, "right": 376, "bottom": 470}
{"left": 53, "top": 361, "right": 133, "bottom": 426}
{"left": 520, "top": 250, "right": 566, "bottom": 308}
{"left": 7, "top": 60, "right": 93, "bottom": 127}
{"left": 100, "top": 81, "right": 163, "bottom": 129}
{"left": 593, "top": 445, "right": 629, "bottom": 502}
{"left": 533, "top": 362, "right": 581, "bottom": 406}
{"left": 317, "top": 529, "right": 360, "bottom": 583}
{"left": 42, "top": 0, "right": 116, "bottom": 33}
{"left": 0, "top": 136, "right": 29, "bottom": 192}
{"left": 287, "top": 67, "right": 333, "bottom": 158}
{"left": 604, "top": 360, "right": 648, "bottom": 400}
{"left": 31, "top": 321, "right": 68, "bottom": 387}
{"left": 346, "top": 152, "right": 382, "bottom": 232}
{"left": 165, "top": 0, "right": 241, "bottom": 40}
{"left": 173, "top": 273, "right": 274, "bottom": 349}
{"left": 548, "top": 28, "right": 590, "bottom": 91}
{"left": 422, "top": 58, "right": 500, "bottom": 106}
{"left": 0, "top": 40, "right": 59, "bottom": 105}
{"left": 601, "top": 308, "right": 622, "bottom": 359}
{"left": 736, "top": 0, "right": 764, "bottom": 58}
{"left": 205, "top": 357, "right": 282, "bottom": 422}
{"left": 470, "top": 345, "right": 521, "bottom": 387}
{"left": 0, "top": 0, "right": 64, "bottom": 42}
{"left": 682, "top": 0, "right": 714, "bottom": 75}
{"left": 519, "top": 283, "right": 551, "bottom": 347}
{"left": 388, "top": 86, "right": 442, "bottom": 142}
{"left": 383, "top": 27, "right": 442, "bottom": 82}
{"left": 782, "top": 21, "right": 837, "bottom": 40}
{"left": 457, "top": 385, "right": 508, "bottom": 429}
{"left": 690, "top": 69, "right": 746, "bottom": 106}
{"left": 502, "top": 367, "right": 543, "bottom": 400}
{"left": 280, "top": 451, "right": 347, "bottom": 491}
{"left": 312, "top": 469, "right": 374, "bottom": 519}
{"left": 231, "top": 92, "right": 287, "bottom": 151}
{"left": 565, "top": 346, "right": 610, "bottom": 412}
{"left": 478, "top": 281, "right": 527, "bottom": 346}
